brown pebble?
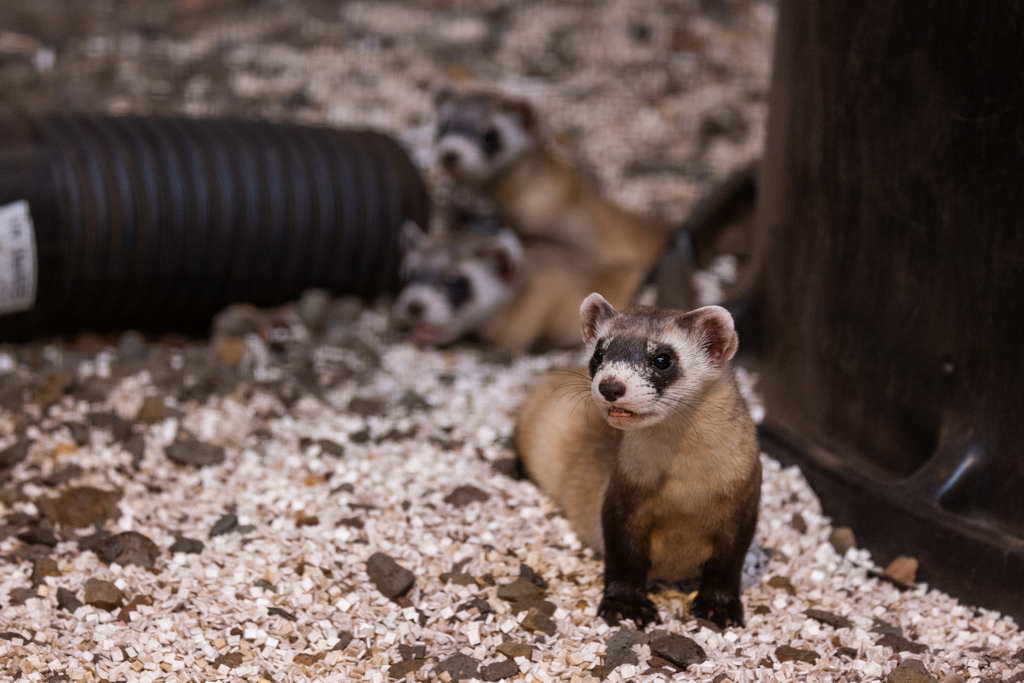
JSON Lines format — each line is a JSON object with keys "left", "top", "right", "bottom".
{"left": 38, "top": 487, "right": 122, "bottom": 529}
{"left": 876, "top": 633, "right": 929, "bottom": 654}
{"left": 348, "top": 396, "right": 386, "bottom": 417}
{"left": 520, "top": 607, "right": 556, "bottom": 636}
{"left": 767, "top": 575, "right": 796, "bottom": 595}
{"left": 165, "top": 438, "right": 225, "bottom": 468}
{"left": 96, "top": 531, "right": 161, "bottom": 568}
{"left": 884, "top": 556, "right": 919, "bottom": 584}
{"left": 481, "top": 660, "right": 520, "bottom": 681}
{"left": 804, "top": 608, "right": 853, "bottom": 629}
{"left": 886, "top": 658, "right": 937, "bottom": 683}
{"left": 117, "top": 594, "right": 154, "bottom": 622}
{"left": 649, "top": 634, "right": 706, "bottom": 669}
{"left": 84, "top": 578, "right": 124, "bottom": 611}
{"left": 790, "top": 512, "right": 807, "bottom": 533}
{"left": 31, "top": 557, "right": 61, "bottom": 584}
{"left": 293, "top": 652, "right": 326, "bottom": 666}
{"left": 829, "top": 527, "right": 857, "bottom": 556}
{"left": 775, "top": 644, "right": 819, "bottom": 664}
{"left": 496, "top": 642, "right": 533, "bottom": 660}
{"left": 436, "top": 653, "right": 480, "bottom": 682}
{"left": 444, "top": 485, "right": 490, "bottom": 508}
{"left": 366, "top": 552, "right": 415, "bottom": 599}
{"left": 8, "top": 587, "right": 36, "bottom": 606}
{"left": 212, "top": 652, "right": 243, "bottom": 670}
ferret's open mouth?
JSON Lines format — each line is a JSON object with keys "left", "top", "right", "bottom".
{"left": 607, "top": 407, "right": 635, "bottom": 418}
{"left": 413, "top": 324, "right": 445, "bottom": 344}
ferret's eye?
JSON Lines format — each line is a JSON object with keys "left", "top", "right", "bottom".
{"left": 592, "top": 348, "right": 604, "bottom": 364}
{"left": 446, "top": 275, "right": 471, "bottom": 307}
{"left": 481, "top": 128, "right": 502, "bottom": 156}
{"left": 651, "top": 353, "right": 673, "bottom": 371}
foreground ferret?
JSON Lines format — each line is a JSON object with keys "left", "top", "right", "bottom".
{"left": 395, "top": 223, "right": 643, "bottom": 352}
{"left": 516, "top": 293, "right": 761, "bottom": 628}
{"left": 435, "top": 89, "right": 672, "bottom": 272}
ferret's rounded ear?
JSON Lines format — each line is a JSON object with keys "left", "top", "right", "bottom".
{"left": 580, "top": 293, "right": 616, "bottom": 345}
{"left": 678, "top": 305, "right": 738, "bottom": 367}
{"left": 399, "top": 221, "right": 428, "bottom": 256}
{"left": 503, "top": 99, "right": 537, "bottom": 136}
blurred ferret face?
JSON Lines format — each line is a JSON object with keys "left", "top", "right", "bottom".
{"left": 434, "top": 90, "right": 538, "bottom": 183}
{"left": 394, "top": 222, "right": 524, "bottom": 346}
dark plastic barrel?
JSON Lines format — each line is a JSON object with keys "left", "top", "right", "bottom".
{"left": 752, "top": 1, "right": 1024, "bottom": 621}
{"left": 0, "top": 111, "right": 430, "bottom": 339}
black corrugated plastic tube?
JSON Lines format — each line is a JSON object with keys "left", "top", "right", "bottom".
{"left": 0, "top": 110, "right": 430, "bottom": 339}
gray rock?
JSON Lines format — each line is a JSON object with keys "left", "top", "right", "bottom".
{"left": 117, "top": 330, "right": 149, "bottom": 362}
{"left": 519, "top": 563, "right": 548, "bottom": 589}
{"left": 886, "top": 658, "right": 937, "bottom": 683}
{"left": 348, "top": 396, "right": 386, "bottom": 417}
{"left": 209, "top": 513, "right": 239, "bottom": 538}
{"left": 496, "top": 577, "right": 545, "bottom": 602}
{"left": 38, "top": 487, "right": 122, "bottom": 529}
{"left": 137, "top": 396, "right": 184, "bottom": 423}
{"left": 775, "top": 645, "right": 819, "bottom": 663}
{"left": 57, "top": 586, "right": 82, "bottom": 612}
{"left": 89, "top": 412, "right": 133, "bottom": 442}
{"left": 804, "top": 608, "right": 853, "bottom": 629}
{"left": 123, "top": 433, "right": 146, "bottom": 469}
{"left": 436, "top": 654, "right": 479, "bottom": 682}
{"left": 366, "top": 552, "right": 415, "bottom": 599}
{"left": 604, "top": 629, "right": 640, "bottom": 669}
{"left": 396, "top": 390, "right": 431, "bottom": 412}
{"left": 165, "top": 438, "right": 225, "bottom": 467}
{"left": 17, "top": 525, "right": 58, "bottom": 547}
{"left": 481, "top": 660, "right": 520, "bottom": 681}
{"left": 96, "top": 531, "right": 160, "bottom": 568}
{"left": 316, "top": 438, "right": 345, "bottom": 457}
{"left": 83, "top": 578, "right": 124, "bottom": 611}
{"left": 876, "top": 633, "right": 928, "bottom": 654}
{"left": 650, "top": 634, "right": 707, "bottom": 669}
{"left": 9, "top": 586, "right": 36, "bottom": 605}
{"left": 444, "top": 485, "right": 490, "bottom": 508}
{"left": 0, "top": 440, "right": 30, "bottom": 469}
{"left": 42, "top": 464, "right": 84, "bottom": 487}
{"left": 63, "top": 421, "right": 91, "bottom": 446}
{"left": 169, "top": 536, "right": 204, "bottom": 554}
{"left": 389, "top": 659, "right": 425, "bottom": 680}
{"left": 521, "top": 607, "right": 556, "bottom": 636}
{"left": 398, "top": 644, "right": 426, "bottom": 661}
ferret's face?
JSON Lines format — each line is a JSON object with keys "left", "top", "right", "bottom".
{"left": 394, "top": 224, "right": 523, "bottom": 346}
{"left": 435, "top": 91, "right": 537, "bottom": 183}
{"left": 579, "top": 293, "right": 738, "bottom": 431}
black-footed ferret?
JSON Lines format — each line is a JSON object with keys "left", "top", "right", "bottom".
{"left": 435, "top": 89, "right": 672, "bottom": 277}
{"left": 516, "top": 293, "right": 761, "bottom": 628}
{"left": 394, "top": 223, "right": 644, "bottom": 352}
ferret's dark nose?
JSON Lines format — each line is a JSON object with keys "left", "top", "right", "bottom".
{"left": 407, "top": 301, "right": 425, "bottom": 319}
{"left": 599, "top": 381, "right": 626, "bottom": 402}
{"left": 441, "top": 151, "right": 459, "bottom": 170}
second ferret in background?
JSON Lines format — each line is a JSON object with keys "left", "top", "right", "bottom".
{"left": 394, "top": 222, "right": 643, "bottom": 353}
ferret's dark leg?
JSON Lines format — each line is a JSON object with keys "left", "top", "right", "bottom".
{"left": 598, "top": 481, "right": 659, "bottom": 627}
{"left": 691, "top": 499, "right": 758, "bottom": 628}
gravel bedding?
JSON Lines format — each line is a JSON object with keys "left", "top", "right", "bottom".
{"left": 1, "top": 1, "right": 1023, "bottom": 682}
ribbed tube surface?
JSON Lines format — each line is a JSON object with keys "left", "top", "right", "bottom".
{"left": 0, "top": 113, "right": 430, "bottom": 338}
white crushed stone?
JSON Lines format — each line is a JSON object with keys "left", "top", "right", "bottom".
{"left": 0, "top": 304, "right": 1021, "bottom": 682}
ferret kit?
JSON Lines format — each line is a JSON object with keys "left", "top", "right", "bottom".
{"left": 517, "top": 293, "right": 761, "bottom": 628}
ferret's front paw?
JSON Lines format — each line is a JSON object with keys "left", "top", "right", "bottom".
{"left": 598, "top": 588, "right": 659, "bottom": 627}
{"left": 690, "top": 590, "right": 744, "bottom": 628}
